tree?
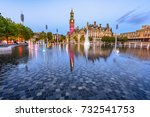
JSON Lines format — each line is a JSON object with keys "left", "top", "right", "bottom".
{"left": 60, "top": 35, "right": 66, "bottom": 42}
{"left": 80, "top": 35, "right": 85, "bottom": 42}
{"left": 0, "top": 14, "right": 33, "bottom": 43}
{"left": 89, "top": 36, "right": 93, "bottom": 41}
{"left": 73, "top": 36, "right": 78, "bottom": 42}
{"left": 101, "top": 36, "right": 115, "bottom": 43}
{"left": 47, "top": 32, "right": 53, "bottom": 42}
{"left": 118, "top": 37, "right": 128, "bottom": 42}
{"left": 39, "top": 31, "right": 46, "bottom": 39}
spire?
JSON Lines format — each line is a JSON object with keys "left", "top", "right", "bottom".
{"left": 70, "top": 9, "right": 74, "bottom": 19}
{"left": 106, "top": 23, "right": 109, "bottom": 28}
{"left": 70, "top": 9, "right": 74, "bottom": 14}
{"left": 87, "top": 22, "right": 89, "bottom": 26}
{"left": 94, "top": 21, "right": 96, "bottom": 26}
{"left": 71, "top": 9, "right": 73, "bottom": 13}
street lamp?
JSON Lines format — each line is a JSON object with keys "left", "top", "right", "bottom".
{"left": 56, "top": 29, "right": 58, "bottom": 44}
{"left": 20, "top": 12, "right": 24, "bottom": 25}
{"left": 115, "top": 24, "right": 118, "bottom": 49}
{"left": 45, "top": 25, "right": 48, "bottom": 46}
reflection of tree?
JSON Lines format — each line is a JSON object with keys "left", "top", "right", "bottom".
{"left": 0, "top": 46, "right": 29, "bottom": 71}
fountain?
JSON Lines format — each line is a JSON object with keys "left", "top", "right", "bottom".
{"left": 113, "top": 33, "right": 119, "bottom": 54}
{"left": 84, "top": 27, "right": 90, "bottom": 47}
{"left": 84, "top": 25, "right": 90, "bottom": 59}
{"left": 42, "top": 40, "right": 46, "bottom": 52}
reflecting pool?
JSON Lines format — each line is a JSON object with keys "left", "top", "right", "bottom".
{"left": 0, "top": 44, "right": 150, "bottom": 100}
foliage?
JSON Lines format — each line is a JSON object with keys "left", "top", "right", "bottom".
{"left": 89, "top": 36, "right": 93, "bottom": 41}
{"left": 73, "top": 36, "right": 78, "bottom": 42}
{"left": 0, "top": 14, "right": 33, "bottom": 42}
{"left": 101, "top": 36, "right": 115, "bottom": 43}
{"left": 47, "top": 32, "right": 53, "bottom": 41}
{"left": 101, "top": 36, "right": 128, "bottom": 43}
{"left": 118, "top": 37, "right": 128, "bottom": 42}
{"left": 39, "top": 31, "right": 46, "bottom": 41}
{"left": 80, "top": 35, "right": 85, "bottom": 42}
{"left": 59, "top": 35, "right": 66, "bottom": 42}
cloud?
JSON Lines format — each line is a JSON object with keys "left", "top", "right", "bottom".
{"left": 117, "top": 9, "right": 137, "bottom": 23}
{"left": 126, "top": 11, "right": 150, "bottom": 24}
{"left": 117, "top": 8, "right": 150, "bottom": 25}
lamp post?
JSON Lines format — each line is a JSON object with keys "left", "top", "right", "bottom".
{"left": 115, "top": 24, "right": 118, "bottom": 50}
{"left": 45, "top": 25, "right": 48, "bottom": 46}
{"left": 20, "top": 12, "right": 24, "bottom": 43}
{"left": 56, "top": 29, "right": 58, "bottom": 44}
{"left": 20, "top": 12, "right": 24, "bottom": 25}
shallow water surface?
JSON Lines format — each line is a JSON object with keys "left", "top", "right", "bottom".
{"left": 0, "top": 44, "right": 150, "bottom": 100}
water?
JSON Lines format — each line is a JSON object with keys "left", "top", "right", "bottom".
{"left": 0, "top": 44, "right": 150, "bottom": 100}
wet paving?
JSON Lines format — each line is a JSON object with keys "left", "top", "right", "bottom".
{"left": 0, "top": 44, "right": 150, "bottom": 100}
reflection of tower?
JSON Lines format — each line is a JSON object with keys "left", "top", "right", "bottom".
{"left": 68, "top": 45, "right": 74, "bottom": 71}
{"left": 70, "top": 9, "right": 75, "bottom": 34}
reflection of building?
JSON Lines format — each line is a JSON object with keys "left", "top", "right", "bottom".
{"left": 119, "top": 48, "right": 150, "bottom": 60}
{"left": 121, "top": 25, "right": 150, "bottom": 41}
{"left": 66, "top": 10, "right": 113, "bottom": 42}
{"left": 68, "top": 45, "right": 74, "bottom": 71}
{"left": 69, "top": 44, "right": 113, "bottom": 63}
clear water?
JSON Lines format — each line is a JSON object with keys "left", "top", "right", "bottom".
{"left": 0, "top": 44, "right": 150, "bottom": 100}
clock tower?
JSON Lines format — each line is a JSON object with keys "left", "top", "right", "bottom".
{"left": 70, "top": 9, "right": 74, "bottom": 34}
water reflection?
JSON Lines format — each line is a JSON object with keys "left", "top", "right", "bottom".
{"left": 67, "top": 44, "right": 113, "bottom": 71}
{"left": 0, "top": 46, "right": 29, "bottom": 65}
{"left": 66, "top": 44, "right": 150, "bottom": 71}
{"left": 68, "top": 45, "right": 74, "bottom": 72}
{"left": 0, "top": 44, "right": 150, "bottom": 100}
{"left": 119, "top": 47, "right": 150, "bottom": 60}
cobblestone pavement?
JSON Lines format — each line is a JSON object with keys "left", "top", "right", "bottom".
{"left": 0, "top": 45, "right": 150, "bottom": 100}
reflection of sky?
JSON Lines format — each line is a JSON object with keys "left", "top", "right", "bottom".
{"left": 0, "top": 0, "right": 150, "bottom": 34}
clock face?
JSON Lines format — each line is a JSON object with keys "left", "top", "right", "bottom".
{"left": 71, "top": 20, "right": 74, "bottom": 23}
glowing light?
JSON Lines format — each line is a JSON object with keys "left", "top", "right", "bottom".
{"left": 19, "top": 47, "right": 23, "bottom": 57}
{"left": 43, "top": 49, "right": 46, "bottom": 52}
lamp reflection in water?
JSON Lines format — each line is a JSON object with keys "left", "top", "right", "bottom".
{"left": 68, "top": 44, "right": 74, "bottom": 72}
{"left": 42, "top": 41, "right": 46, "bottom": 52}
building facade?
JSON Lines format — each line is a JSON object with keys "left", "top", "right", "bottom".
{"left": 120, "top": 25, "right": 150, "bottom": 42}
{"left": 66, "top": 10, "right": 113, "bottom": 43}
{"left": 70, "top": 9, "right": 75, "bottom": 34}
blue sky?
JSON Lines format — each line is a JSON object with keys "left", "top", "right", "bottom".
{"left": 0, "top": 0, "right": 150, "bottom": 34}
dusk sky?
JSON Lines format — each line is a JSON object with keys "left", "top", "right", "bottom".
{"left": 0, "top": 0, "right": 150, "bottom": 34}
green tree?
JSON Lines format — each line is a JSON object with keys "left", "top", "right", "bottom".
{"left": 80, "top": 35, "right": 85, "bottom": 42}
{"left": 101, "top": 36, "right": 115, "bottom": 43}
{"left": 73, "top": 36, "right": 78, "bottom": 42}
{"left": 89, "top": 36, "right": 93, "bottom": 41}
{"left": 118, "top": 37, "right": 128, "bottom": 42}
{"left": 60, "top": 35, "right": 66, "bottom": 42}
{"left": 0, "top": 14, "right": 33, "bottom": 43}
{"left": 47, "top": 32, "right": 53, "bottom": 42}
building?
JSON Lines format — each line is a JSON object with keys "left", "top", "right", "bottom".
{"left": 66, "top": 10, "right": 113, "bottom": 42}
{"left": 70, "top": 9, "right": 75, "bottom": 34}
{"left": 120, "top": 25, "right": 150, "bottom": 42}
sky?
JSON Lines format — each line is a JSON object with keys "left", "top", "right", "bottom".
{"left": 0, "top": 0, "right": 150, "bottom": 34}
